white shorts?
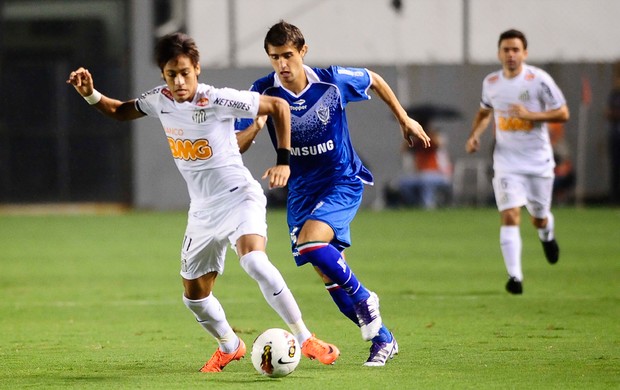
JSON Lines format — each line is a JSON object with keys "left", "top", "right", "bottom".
{"left": 179, "top": 182, "right": 267, "bottom": 280}
{"left": 492, "top": 173, "right": 553, "bottom": 218}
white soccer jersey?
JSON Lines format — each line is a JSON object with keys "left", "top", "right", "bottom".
{"left": 136, "top": 84, "right": 261, "bottom": 205}
{"left": 480, "top": 64, "right": 566, "bottom": 176}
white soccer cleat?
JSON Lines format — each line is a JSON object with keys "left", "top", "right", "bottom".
{"left": 364, "top": 333, "right": 399, "bottom": 367}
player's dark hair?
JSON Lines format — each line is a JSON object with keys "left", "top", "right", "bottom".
{"left": 498, "top": 29, "right": 527, "bottom": 50}
{"left": 154, "top": 32, "right": 200, "bottom": 71}
{"left": 264, "top": 20, "right": 305, "bottom": 52}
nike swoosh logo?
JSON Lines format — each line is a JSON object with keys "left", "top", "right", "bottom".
{"left": 277, "top": 358, "right": 296, "bottom": 364}
{"left": 273, "top": 287, "right": 284, "bottom": 296}
{"left": 160, "top": 109, "right": 172, "bottom": 114}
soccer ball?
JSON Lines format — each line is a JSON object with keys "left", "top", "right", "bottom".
{"left": 251, "top": 328, "right": 301, "bottom": 378}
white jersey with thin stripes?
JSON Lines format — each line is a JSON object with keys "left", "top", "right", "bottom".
{"left": 136, "top": 84, "right": 261, "bottom": 207}
{"left": 481, "top": 64, "right": 566, "bottom": 176}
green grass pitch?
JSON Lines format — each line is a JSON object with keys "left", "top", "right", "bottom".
{"left": 1, "top": 207, "right": 618, "bottom": 389}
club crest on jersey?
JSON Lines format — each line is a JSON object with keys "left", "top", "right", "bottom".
{"left": 316, "top": 105, "right": 330, "bottom": 125}
{"left": 518, "top": 90, "right": 530, "bottom": 102}
{"left": 193, "top": 109, "right": 208, "bottom": 124}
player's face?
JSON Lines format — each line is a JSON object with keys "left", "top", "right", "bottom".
{"left": 266, "top": 42, "right": 308, "bottom": 92}
{"left": 162, "top": 55, "right": 201, "bottom": 103}
{"left": 498, "top": 38, "right": 527, "bottom": 75}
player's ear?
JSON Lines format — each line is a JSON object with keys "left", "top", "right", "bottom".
{"left": 300, "top": 44, "right": 308, "bottom": 58}
{"left": 195, "top": 63, "right": 201, "bottom": 76}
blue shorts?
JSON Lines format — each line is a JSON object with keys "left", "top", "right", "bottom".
{"left": 287, "top": 177, "right": 364, "bottom": 253}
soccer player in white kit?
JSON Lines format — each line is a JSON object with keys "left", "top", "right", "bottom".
{"left": 465, "top": 29, "right": 569, "bottom": 294}
{"left": 66, "top": 32, "right": 339, "bottom": 372}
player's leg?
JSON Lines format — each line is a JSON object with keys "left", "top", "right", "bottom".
{"left": 316, "top": 264, "right": 391, "bottom": 338}
{"left": 314, "top": 258, "right": 397, "bottom": 365}
{"left": 232, "top": 188, "right": 339, "bottom": 365}
{"left": 493, "top": 174, "right": 527, "bottom": 294}
{"left": 180, "top": 219, "right": 245, "bottom": 372}
{"left": 289, "top": 179, "right": 386, "bottom": 342}
{"left": 316, "top": 267, "right": 359, "bottom": 325}
{"left": 526, "top": 175, "right": 559, "bottom": 264}
{"left": 295, "top": 220, "right": 381, "bottom": 340}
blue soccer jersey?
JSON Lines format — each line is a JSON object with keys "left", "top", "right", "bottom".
{"left": 236, "top": 65, "right": 374, "bottom": 197}
{"left": 237, "top": 65, "right": 376, "bottom": 250}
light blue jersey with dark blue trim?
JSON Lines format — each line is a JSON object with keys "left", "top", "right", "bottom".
{"left": 236, "top": 65, "right": 374, "bottom": 198}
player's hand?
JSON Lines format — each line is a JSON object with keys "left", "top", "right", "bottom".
{"left": 508, "top": 104, "right": 530, "bottom": 119}
{"left": 465, "top": 136, "right": 480, "bottom": 153}
{"left": 66, "top": 67, "right": 94, "bottom": 97}
{"left": 262, "top": 165, "right": 290, "bottom": 189}
{"left": 402, "top": 117, "right": 431, "bottom": 148}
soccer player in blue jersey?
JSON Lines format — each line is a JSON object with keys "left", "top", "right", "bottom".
{"left": 236, "top": 20, "right": 430, "bottom": 366}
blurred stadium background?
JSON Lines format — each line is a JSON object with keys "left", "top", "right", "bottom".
{"left": 1, "top": 0, "right": 618, "bottom": 211}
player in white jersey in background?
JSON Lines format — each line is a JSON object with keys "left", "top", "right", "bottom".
{"left": 465, "top": 29, "right": 570, "bottom": 294}
{"left": 67, "top": 32, "right": 339, "bottom": 372}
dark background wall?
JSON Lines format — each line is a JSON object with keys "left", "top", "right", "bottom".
{"left": 0, "top": 0, "right": 615, "bottom": 210}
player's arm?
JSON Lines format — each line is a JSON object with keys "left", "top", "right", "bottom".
{"left": 508, "top": 104, "right": 570, "bottom": 123}
{"left": 257, "top": 95, "right": 291, "bottom": 189}
{"left": 367, "top": 70, "right": 430, "bottom": 148}
{"left": 236, "top": 115, "right": 267, "bottom": 153}
{"left": 67, "top": 67, "right": 144, "bottom": 121}
{"left": 465, "top": 107, "right": 493, "bottom": 153}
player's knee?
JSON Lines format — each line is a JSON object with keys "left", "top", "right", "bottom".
{"left": 293, "top": 241, "right": 330, "bottom": 268}
{"left": 240, "top": 250, "right": 272, "bottom": 279}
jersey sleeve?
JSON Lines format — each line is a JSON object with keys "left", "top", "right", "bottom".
{"left": 211, "top": 88, "right": 260, "bottom": 121}
{"left": 329, "top": 66, "right": 372, "bottom": 105}
{"left": 537, "top": 71, "right": 566, "bottom": 110}
{"left": 234, "top": 84, "right": 260, "bottom": 132}
{"left": 135, "top": 86, "right": 163, "bottom": 117}
{"left": 480, "top": 75, "right": 494, "bottom": 110}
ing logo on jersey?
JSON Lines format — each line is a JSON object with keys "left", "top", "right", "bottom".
{"left": 167, "top": 137, "right": 213, "bottom": 160}
{"left": 497, "top": 116, "right": 533, "bottom": 132}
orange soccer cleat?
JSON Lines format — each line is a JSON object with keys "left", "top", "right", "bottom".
{"left": 199, "top": 338, "right": 246, "bottom": 372}
{"left": 301, "top": 335, "right": 340, "bottom": 365}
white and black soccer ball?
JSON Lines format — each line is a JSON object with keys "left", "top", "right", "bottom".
{"left": 251, "top": 328, "right": 301, "bottom": 378}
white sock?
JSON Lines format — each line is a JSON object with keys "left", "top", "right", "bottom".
{"left": 538, "top": 212, "right": 555, "bottom": 241}
{"left": 183, "top": 294, "right": 239, "bottom": 353}
{"left": 240, "top": 251, "right": 310, "bottom": 342}
{"left": 500, "top": 225, "right": 523, "bottom": 281}
{"left": 288, "top": 320, "right": 312, "bottom": 345}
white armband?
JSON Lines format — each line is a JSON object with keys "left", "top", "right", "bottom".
{"left": 83, "top": 89, "right": 102, "bottom": 105}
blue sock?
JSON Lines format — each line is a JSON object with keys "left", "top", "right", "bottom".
{"left": 325, "top": 283, "right": 359, "bottom": 325}
{"left": 371, "top": 325, "right": 393, "bottom": 343}
{"left": 296, "top": 242, "right": 370, "bottom": 303}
